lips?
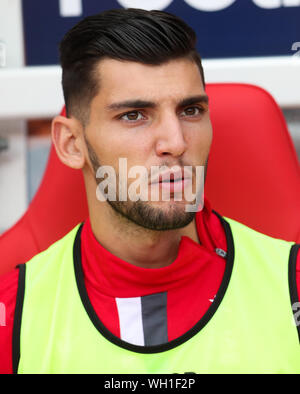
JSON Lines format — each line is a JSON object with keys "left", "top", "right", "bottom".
{"left": 149, "top": 167, "right": 193, "bottom": 194}
{"left": 150, "top": 167, "right": 192, "bottom": 184}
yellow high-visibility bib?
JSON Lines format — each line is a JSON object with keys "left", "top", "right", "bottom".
{"left": 15, "top": 216, "right": 300, "bottom": 374}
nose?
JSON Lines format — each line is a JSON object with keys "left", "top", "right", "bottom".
{"left": 154, "top": 113, "right": 187, "bottom": 158}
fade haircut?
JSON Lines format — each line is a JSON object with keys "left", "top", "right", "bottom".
{"left": 59, "top": 8, "right": 205, "bottom": 126}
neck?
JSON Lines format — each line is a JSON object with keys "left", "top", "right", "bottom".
{"left": 88, "top": 204, "right": 199, "bottom": 269}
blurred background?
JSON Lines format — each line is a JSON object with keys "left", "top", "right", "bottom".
{"left": 0, "top": 0, "right": 300, "bottom": 234}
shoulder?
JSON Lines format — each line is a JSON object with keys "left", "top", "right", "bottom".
{"left": 21, "top": 224, "right": 83, "bottom": 300}
{"left": 223, "top": 216, "right": 294, "bottom": 246}
{"left": 0, "top": 267, "right": 19, "bottom": 320}
{"left": 0, "top": 268, "right": 19, "bottom": 374}
{"left": 220, "top": 216, "right": 297, "bottom": 268}
{"left": 25, "top": 224, "right": 82, "bottom": 270}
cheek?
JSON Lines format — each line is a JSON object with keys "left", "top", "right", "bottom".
{"left": 203, "top": 124, "right": 213, "bottom": 153}
{"left": 118, "top": 134, "right": 154, "bottom": 166}
{"left": 185, "top": 120, "right": 213, "bottom": 156}
{"left": 90, "top": 135, "right": 151, "bottom": 174}
{"left": 87, "top": 130, "right": 121, "bottom": 166}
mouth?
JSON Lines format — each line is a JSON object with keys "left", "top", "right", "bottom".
{"left": 150, "top": 168, "right": 193, "bottom": 194}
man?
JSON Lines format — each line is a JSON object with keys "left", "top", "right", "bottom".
{"left": 0, "top": 8, "right": 300, "bottom": 374}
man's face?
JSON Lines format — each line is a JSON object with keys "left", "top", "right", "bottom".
{"left": 83, "top": 58, "right": 213, "bottom": 230}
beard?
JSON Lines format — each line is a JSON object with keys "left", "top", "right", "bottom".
{"left": 85, "top": 136, "right": 202, "bottom": 231}
{"left": 107, "top": 198, "right": 195, "bottom": 231}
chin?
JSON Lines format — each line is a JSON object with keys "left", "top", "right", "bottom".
{"left": 108, "top": 198, "right": 196, "bottom": 231}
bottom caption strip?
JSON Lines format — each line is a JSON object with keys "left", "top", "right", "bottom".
{"left": 103, "top": 376, "right": 197, "bottom": 391}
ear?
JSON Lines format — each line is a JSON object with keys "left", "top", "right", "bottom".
{"left": 51, "top": 115, "right": 85, "bottom": 169}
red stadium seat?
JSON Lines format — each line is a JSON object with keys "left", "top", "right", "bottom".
{"left": 205, "top": 83, "right": 300, "bottom": 243}
{"left": 0, "top": 83, "right": 299, "bottom": 276}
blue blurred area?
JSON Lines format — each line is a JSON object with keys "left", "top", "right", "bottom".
{"left": 22, "top": 0, "right": 300, "bottom": 65}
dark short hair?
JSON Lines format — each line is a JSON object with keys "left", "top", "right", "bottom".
{"left": 59, "top": 8, "right": 205, "bottom": 125}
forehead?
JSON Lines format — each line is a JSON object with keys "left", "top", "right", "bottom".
{"left": 93, "top": 58, "right": 205, "bottom": 105}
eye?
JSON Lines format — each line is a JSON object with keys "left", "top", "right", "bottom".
{"left": 120, "top": 111, "right": 145, "bottom": 122}
{"left": 180, "top": 106, "right": 204, "bottom": 117}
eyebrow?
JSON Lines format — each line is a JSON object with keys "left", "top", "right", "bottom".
{"left": 179, "top": 95, "right": 209, "bottom": 108}
{"left": 106, "top": 94, "right": 209, "bottom": 111}
{"left": 106, "top": 99, "right": 156, "bottom": 111}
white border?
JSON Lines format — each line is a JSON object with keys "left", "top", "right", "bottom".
{"left": 0, "top": 56, "right": 299, "bottom": 119}
{"left": 0, "top": 0, "right": 27, "bottom": 232}
{"left": 0, "top": 56, "right": 300, "bottom": 118}
{"left": 203, "top": 56, "right": 300, "bottom": 108}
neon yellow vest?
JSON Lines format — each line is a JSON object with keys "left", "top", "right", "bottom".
{"left": 15, "top": 217, "right": 300, "bottom": 374}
